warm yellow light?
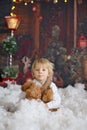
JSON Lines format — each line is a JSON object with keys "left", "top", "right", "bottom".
{"left": 24, "top": 2, "right": 28, "bottom": 5}
{"left": 5, "top": 16, "right": 20, "bottom": 31}
{"left": 64, "top": 0, "right": 68, "bottom": 2}
{"left": 53, "top": 0, "right": 58, "bottom": 4}
{"left": 10, "top": 12, "right": 16, "bottom": 16}
{"left": 13, "top": 0, "right": 16, "bottom": 2}
{"left": 31, "top": 0, "right": 34, "bottom": 4}
{"left": 13, "top": 0, "right": 23, "bottom": 3}
{"left": 11, "top": 6, "right": 15, "bottom": 10}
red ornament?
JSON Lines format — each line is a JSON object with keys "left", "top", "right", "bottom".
{"left": 77, "top": 0, "right": 83, "bottom": 4}
{"left": 38, "top": 15, "right": 43, "bottom": 22}
{"left": 78, "top": 34, "right": 87, "bottom": 49}
{"left": 45, "top": 0, "right": 50, "bottom": 2}
{"left": 32, "top": 6, "right": 37, "bottom": 12}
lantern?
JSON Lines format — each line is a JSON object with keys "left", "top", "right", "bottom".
{"left": 78, "top": 34, "right": 87, "bottom": 49}
{"left": 5, "top": 16, "right": 20, "bottom": 37}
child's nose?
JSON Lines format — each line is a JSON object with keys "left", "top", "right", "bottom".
{"left": 39, "top": 69, "right": 43, "bottom": 73}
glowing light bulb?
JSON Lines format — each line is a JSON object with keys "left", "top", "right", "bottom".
{"left": 24, "top": 2, "right": 28, "bottom": 5}
{"left": 13, "top": 0, "right": 16, "bottom": 2}
{"left": 11, "top": 6, "right": 15, "bottom": 10}
{"left": 64, "top": 0, "right": 68, "bottom": 3}
{"left": 31, "top": 0, "right": 34, "bottom": 4}
{"left": 53, "top": 0, "right": 58, "bottom": 4}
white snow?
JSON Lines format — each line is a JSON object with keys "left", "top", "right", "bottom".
{"left": 0, "top": 82, "right": 87, "bottom": 130}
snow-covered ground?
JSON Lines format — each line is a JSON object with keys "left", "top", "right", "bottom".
{"left": 0, "top": 82, "right": 87, "bottom": 130}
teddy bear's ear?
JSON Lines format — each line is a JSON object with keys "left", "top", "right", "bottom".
{"left": 21, "top": 80, "right": 33, "bottom": 91}
{"left": 26, "top": 78, "right": 32, "bottom": 82}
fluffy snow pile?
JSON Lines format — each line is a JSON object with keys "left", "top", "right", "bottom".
{"left": 0, "top": 82, "right": 87, "bottom": 130}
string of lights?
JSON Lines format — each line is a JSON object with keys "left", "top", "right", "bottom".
{"left": 10, "top": 0, "right": 83, "bottom": 16}
{"left": 11, "top": 0, "right": 70, "bottom": 16}
{"left": 12, "top": 0, "right": 69, "bottom": 4}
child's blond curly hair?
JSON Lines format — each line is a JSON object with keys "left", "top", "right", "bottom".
{"left": 31, "top": 58, "right": 54, "bottom": 78}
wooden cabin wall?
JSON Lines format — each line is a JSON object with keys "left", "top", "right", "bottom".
{"left": 0, "top": 1, "right": 87, "bottom": 69}
{"left": 39, "top": 1, "right": 74, "bottom": 55}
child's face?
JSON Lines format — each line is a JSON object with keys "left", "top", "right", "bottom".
{"left": 33, "top": 63, "right": 49, "bottom": 83}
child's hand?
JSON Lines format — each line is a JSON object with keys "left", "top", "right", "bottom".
{"left": 49, "top": 108, "right": 58, "bottom": 112}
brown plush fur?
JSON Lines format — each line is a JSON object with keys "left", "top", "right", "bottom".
{"left": 21, "top": 80, "right": 41, "bottom": 100}
{"left": 41, "top": 88, "right": 53, "bottom": 103}
{"left": 21, "top": 78, "right": 53, "bottom": 103}
{"left": 41, "top": 77, "right": 53, "bottom": 103}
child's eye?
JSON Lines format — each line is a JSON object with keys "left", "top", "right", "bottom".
{"left": 42, "top": 69, "right": 46, "bottom": 71}
{"left": 35, "top": 69, "right": 39, "bottom": 71}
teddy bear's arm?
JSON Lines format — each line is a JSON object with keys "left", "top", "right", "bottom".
{"left": 41, "top": 88, "right": 53, "bottom": 103}
{"left": 41, "top": 77, "right": 51, "bottom": 93}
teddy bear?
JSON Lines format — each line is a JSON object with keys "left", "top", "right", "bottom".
{"left": 21, "top": 79, "right": 41, "bottom": 100}
{"left": 21, "top": 77, "right": 53, "bottom": 103}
